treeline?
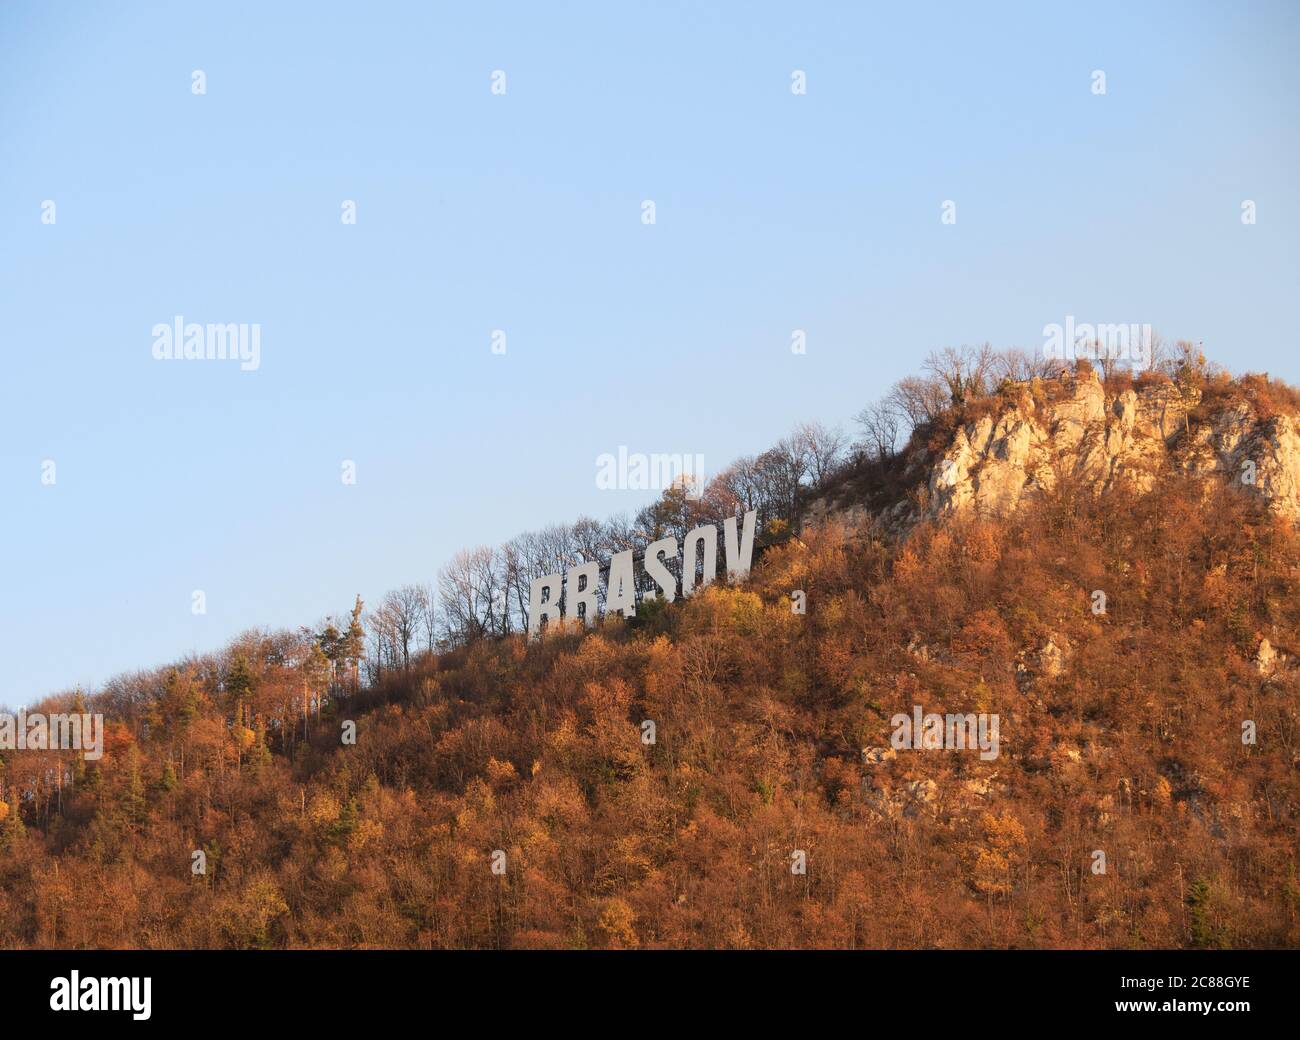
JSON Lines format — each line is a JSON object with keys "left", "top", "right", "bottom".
{"left": 4, "top": 340, "right": 1270, "bottom": 756}
{"left": 372, "top": 344, "right": 1081, "bottom": 665}
{"left": 362, "top": 419, "right": 849, "bottom": 674}
{"left": 852, "top": 337, "right": 1233, "bottom": 461}
{"left": 367, "top": 338, "right": 1231, "bottom": 673}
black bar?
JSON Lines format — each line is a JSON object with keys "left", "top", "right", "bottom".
{"left": 1, "top": 949, "right": 1289, "bottom": 1027}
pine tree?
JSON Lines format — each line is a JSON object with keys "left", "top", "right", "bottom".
{"left": 318, "top": 622, "right": 342, "bottom": 691}
{"left": 226, "top": 655, "right": 255, "bottom": 728}
{"left": 70, "top": 688, "right": 89, "bottom": 784}
{"left": 122, "top": 744, "right": 148, "bottom": 827}
{"left": 340, "top": 596, "right": 365, "bottom": 691}
{"left": 247, "top": 717, "right": 272, "bottom": 773}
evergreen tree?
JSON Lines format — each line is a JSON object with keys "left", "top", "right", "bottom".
{"left": 226, "top": 655, "right": 255, "bottom": 728}
{"left": 340, "top": 596, "right": 365, "bottom": 690}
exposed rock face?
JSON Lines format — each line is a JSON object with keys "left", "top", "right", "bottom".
{"left": 1254, "top": 637, "right": 1296, "bottom": 678}
{"left": 1038, "top": 639, "right": 1066, "bottom": 679}
{"left": 806, "top": 368, "right": 1300, "bottom": 535}
{"left": 861, "top": 746, "right": 897, "bottom": 766}
{"left": 927, "top": 369, "right": 1300, "bottom": 525}
{"left": 1256, "top": 638, "right": 1278, "bottom": 676}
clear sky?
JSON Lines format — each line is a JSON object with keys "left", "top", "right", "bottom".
{"left": 2, "top": 0, "right": 1298, "bottom": 704}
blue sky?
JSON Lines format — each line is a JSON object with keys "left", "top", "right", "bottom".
{"left": 2, "top": 0, "right": 1298, "bottom": 703}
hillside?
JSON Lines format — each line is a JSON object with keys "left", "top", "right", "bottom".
{"left": 2, "top": 355, "right": 1299, "bottom": 949}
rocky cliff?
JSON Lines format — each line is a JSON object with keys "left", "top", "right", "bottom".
{"left": 806, "top": 366, "right": 1300, "bottom": 535}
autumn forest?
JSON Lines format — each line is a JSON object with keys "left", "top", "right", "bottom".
{"left": 3, "top": 350, "right": 1299, "bottom": 949}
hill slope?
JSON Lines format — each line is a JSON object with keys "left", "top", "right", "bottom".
{"left": 2, "top": 365, "right": 1299, "bottom": 949}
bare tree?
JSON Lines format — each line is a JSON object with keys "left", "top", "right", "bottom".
{"left": 601, "top": 512, "right": 638, "bottom": 553}
{"left": 888, "top": 375, "right": 948, "bottom": 429}
{"left": 855, "top": 400, "right": 901, "bottom": 461}
{"left": 501, "top": 533, "right": 537, "bottom": 634}
{"left": 570, "top": 516, "right": 608, "bottom": 565}
{"left": 995, "top": 346, "right": 1065, "bottom": 383}
{"left": 364, "top": 601, "right": 396, "bottom": 683}
{"left": 793, "top": 421, "right": 846, "bottom": 486}
{"left": 385, "top": 586, "right": 428, "bottom": 672}
{"left": 924, "top": 344, "right": 997, "bottom": 407}
{"left": 753, "top": 440, "right": 806, "bottom": 522}
{"left": 1148, "top": 331, "right": 1172, "bottom": 375}
{"left": 710, "top": 457, "right": 762, "bottom": 516}
{"left": 438, "top": 547, "right": 503, "bottom": 643}
{"left": 418, "top": 583, "right": 436, "bottom": 653}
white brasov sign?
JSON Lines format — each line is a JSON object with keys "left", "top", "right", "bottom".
{"left": 528, "top": 510, "right": 758, "bottom": 640}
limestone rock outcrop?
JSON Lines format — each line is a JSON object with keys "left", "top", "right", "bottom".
{"left": 806, "top": 367, "right": 1300, "bottom": 535}
{"left": 924, "top": 368, "right": 1300, "bottom": 523}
